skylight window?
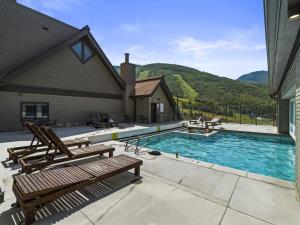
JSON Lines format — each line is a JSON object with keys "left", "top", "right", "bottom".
{"left": 71, "top": 40, "right": 94, "bottom": 63}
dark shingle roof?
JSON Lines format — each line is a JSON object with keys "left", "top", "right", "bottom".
{"left": 0, "top": 0, "right": 79, "bottom": 75}
{"left": 134, "top": 76, "right": 162, "bottom": 96}
{"left": 0, "top": 0, "right": 125, "bottom": 89}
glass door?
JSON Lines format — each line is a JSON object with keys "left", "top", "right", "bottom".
{"left": 289, "top": 98, "right": 296, "bottom": 139}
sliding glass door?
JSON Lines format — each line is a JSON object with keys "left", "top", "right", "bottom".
{"left": 289, "top": 98, "right": 296, "bottom": 139}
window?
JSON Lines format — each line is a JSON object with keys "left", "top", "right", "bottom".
{"left": 159, "top": 103, "right": 164, "bottom": 113}
{"left": 71, "top": 40, "right": 94, "bottom": 63}
{"left": 289, "top": 98, "right": 296, "bottom": 139}
{"left": 21, "top": 102, "right": 49, "bottom": 120}
{"left": 83, "top": 42, "right": 93, "bottom": 61}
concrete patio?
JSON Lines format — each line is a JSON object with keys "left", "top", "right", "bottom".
{"left": 0, "top": 124, "right": 299, "bottom": 225}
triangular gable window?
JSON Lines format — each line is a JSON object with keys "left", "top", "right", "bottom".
{"left": 71, "top": 39, "right": 94, "bottom": 63}
{"left": 83, "top": 42, "right": 93, "bottom": 61}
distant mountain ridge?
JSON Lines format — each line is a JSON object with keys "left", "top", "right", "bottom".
{"left": 237, "top": 70, "right": 268, "bottom": 85}
{"left": 114, "top": 64, "right": 273, "bottom": 114}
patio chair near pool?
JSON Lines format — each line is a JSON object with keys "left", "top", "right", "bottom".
{"left": 19, "top": 126, "right": 114, "bottom": 173}
{"left": 7, "top": 122, "right": 90, "bottom": 163}
{"left": 12, "top": 154, "right": 142, "bottom": 225}
{"left": 205, "top": 118, "right": 222, "bottom": 128}
{"left": 189, "top": 117, "right": 204, "bottom": 126}
{"left": 87, "top": 113, "right": 118, "bottom": 128}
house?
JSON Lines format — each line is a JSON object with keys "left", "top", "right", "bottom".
{"left": 264, "top": 0, "right": 300, "bottom": 194}
{"left": 0, "top": 0, "right": 176, "bottom": 131}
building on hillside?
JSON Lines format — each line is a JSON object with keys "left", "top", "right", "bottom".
{"left": 264, "top": 0, "right": 300, "bottom": 194}
{"left": 0, "top": 0, "right": 176, "bottom": 131}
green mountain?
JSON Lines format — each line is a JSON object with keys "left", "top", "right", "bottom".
{"left": 237, "top": 70, "right": 268, "bottom": 85}
{"left": 114, "top": 64, "right": 274, "bottom": 114}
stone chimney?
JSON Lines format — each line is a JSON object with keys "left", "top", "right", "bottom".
{"left": 120, "top": 53, "right": 136, "bottom": 92}
{"left": 120, "top": 53, "right": 136, "bottom": 116}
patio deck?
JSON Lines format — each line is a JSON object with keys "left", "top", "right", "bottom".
{"left": 0, "top": 123, "right": 298, "bottom": 225}
{"left": 187, "top": 122, "right": 278, "bottom": 134}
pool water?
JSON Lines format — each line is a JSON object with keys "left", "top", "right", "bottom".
{"left": 135, "top": 131, "right": 295, "bottom": 181}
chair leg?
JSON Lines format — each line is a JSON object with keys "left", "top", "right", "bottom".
{"left": 109, "top": 151, "right": 113, "bottom": 157}
{"left": 134, "top": 166, "right": 140, "bottom": 176}
{"left": 11, "top": 201, "right": 20, "bottom": 208}
{"left": 23, "top": 206, "right": 35, "bottom": 225}
{"left": 13, "top": 156, "right": 18, "bottom": 164}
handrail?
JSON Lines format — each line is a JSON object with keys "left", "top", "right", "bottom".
{"left": 124, "top": 135, "right": 148, "bottom": 154}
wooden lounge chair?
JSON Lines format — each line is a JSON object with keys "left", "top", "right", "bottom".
{"left": 189, "top": 117, "right": 204, "bottom": 126}
{"left": 87, "top": 113, "right": 118, "bottom": 128}
{"left": 13, "top": 154, "right": 142, "bottom": 225}
{"left": 205, "top": 118, "right": 222, "bottom": 128}
{"left": 101, "top": 113, "right": 118, "bottom": 127}
{"left": 19, "top": 126, "right": 114, "bottom": 173}
{"left": 7, "top": 122, "right": 90, "bottom": 163}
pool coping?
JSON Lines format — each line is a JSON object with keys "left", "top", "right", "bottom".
{"left": 113, "top": 138, "right": 295, "bottom": 190}
{"left": 161, "top": 151, "right": 295, "bottom": 190}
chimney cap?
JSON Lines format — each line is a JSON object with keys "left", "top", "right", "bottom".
{"left": 125, "top": 53, "right": 130, "bottom": 63}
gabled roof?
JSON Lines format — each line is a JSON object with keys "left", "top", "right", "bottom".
{"left": 134, "top": 76, "right": 176, "bottom": 110}
{"left": 0, "top": 0, "right": 79, "bottom": 77}
{"left": 0, "top": 0, "right": 125, "bottom": 89}
{"left": 135, "top": 76, "right": 162, "bottom": 97}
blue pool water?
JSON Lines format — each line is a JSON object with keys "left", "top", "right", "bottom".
{"left": 135, "top": 131, "right": 295, "bottom": 181}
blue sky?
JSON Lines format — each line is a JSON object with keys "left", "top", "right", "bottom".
{"left": 18, "top": 0, "right": 267, "bottom": 79}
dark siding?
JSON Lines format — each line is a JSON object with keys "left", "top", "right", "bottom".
{"left": 0, "top": 0, "right": 78, "bottom": 74}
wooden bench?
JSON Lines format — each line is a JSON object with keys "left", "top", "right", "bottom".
{"left": 13, "top": 154, "right": 142, "bottom": 225}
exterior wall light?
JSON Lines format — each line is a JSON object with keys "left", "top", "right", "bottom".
{"left": 288, "top": 0, "right": 300, "bottom": 21}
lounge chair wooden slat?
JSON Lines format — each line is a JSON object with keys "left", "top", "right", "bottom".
{"left": 20, "top": 126, "right": 114, "bottom": 173}
{"left": 46, "top": 170, "right": 69, "bottom": 186}
{"left": 69, "top": 145, "right": 110, "bottom": 156}
{"left": 35, "top": 173, "right": 57, "bottom": 189}
{"left": 28, "top": 174, "right": 47, "bottom": 190}
{"left": 20, "top": 176, "right": 36, "bottom": 194}
{"left": 13, "top": 154, "right": 142, "bottom": 225}
{"left": 38, "top": 170, "right": 67, "bottom": 188}
{"left": 23, "top": 176, "right": 40, "bottom": 192}
{"left": 33, "top": 174, "right": 52, "bottom": 190}
{"left": 79, "top": 163, "right": 115, "bottom": 177}
{"left": 102, "top": 155, "right": 138, "bottom": 168}
{"left": 101, "top": 158, "right": 126, "bottom": 170}
{"left": 14, "top": 176, "right": 30, "bottom": 194}
{"left": 15, "top": 168, "right": 95, "bottom": 201}
{"left": 48, "top": 168, "right": 86, "bottom": 185}
{"left": 7, "top": 122, "right": 90, "bottom": 163}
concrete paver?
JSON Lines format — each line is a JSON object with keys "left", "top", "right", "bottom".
{"left": 0, "top": 124, "right": 299, "bottom": 225}
{"left": 221, "top": 209, "right": 272, "bottom": 225}
{"left": 230, "top": 177, "right": 300, "bottom": 225}
{"left": 83, "top": 176, "right": 226, "bottom": 225}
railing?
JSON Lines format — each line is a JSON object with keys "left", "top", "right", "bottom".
{"left": 176, "top": 103, "right": 276, "bottom": 126}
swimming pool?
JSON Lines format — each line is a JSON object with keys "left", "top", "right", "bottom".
{"left": 134, "top": 131, "right": 295, "bottom": 181}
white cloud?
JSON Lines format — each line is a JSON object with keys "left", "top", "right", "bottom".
{"left": 163, "top": 28, "right": 267, "bottom": 78}
{"left": 171, "top": 32, "right": 265, "bottom": 60}
{"left": 18, "top": 0, "right": 83, "bottom": 12}
{"left": 124, "top": 45, "right": 156, "bottom": 64}
{"left": 120, "top": 23, "right": 140, "bottom": 32}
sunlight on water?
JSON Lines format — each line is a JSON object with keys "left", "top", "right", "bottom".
{"left": 135, "top": 131, "right": 295, "bottom": 181}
